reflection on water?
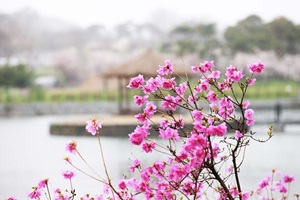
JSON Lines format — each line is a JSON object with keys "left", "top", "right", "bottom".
{"left": 0, "top": 115, "right": 300, "bottom": 199}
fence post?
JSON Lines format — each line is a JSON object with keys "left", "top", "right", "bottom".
{"left": 274, "top": 103, "right": 282, "bottom": 123}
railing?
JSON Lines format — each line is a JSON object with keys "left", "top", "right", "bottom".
{"left": 251, "top": 102, "right": 300, "bottom": 125}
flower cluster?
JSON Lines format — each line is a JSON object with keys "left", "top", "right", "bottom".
{"left": 252, "top": 170, "right": 295, "bottom": 199}
{"left": 13, "top": 59, "right": 299, "bottom": 200}
{"left": 120, "top": 60, "right": 268, "bottom": 199}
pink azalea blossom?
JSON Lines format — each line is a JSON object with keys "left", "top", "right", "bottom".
{"left": 258, "top": 176, "right": 270, "bottom": 189}
{"left": 225, "top": 65, "right": 244, "bottom": 82}
{"left": 242, "top": 100, "right": 250, "bottom": 109}
{"left": 191, "top": 60, "right": 214, "bottom": 73}
{"left": 7, "top": 197, "right": 17, "bottom": 200}
{"left": 118, "top": 179, "right": 127, "bottom": 190}
{"left": 160, "top": 119, "right": 170, "bottom": 129}
{"left": 62, "top": 170, "right": 75, "bottom": 179}
{"left": 157, "top": 60, "right": 174, "bottom": 75}
{"left": 278, "top": 184, "right": 288, "bottom": 193}
{"left": 218, "top": 79, "right": 232, "bottom": 91}
{"left": 235, "top": 130, "right": 244, "bottom": 139}
{"left": 28, "top": 187, "right": 41, "bottom": 199}
{"left": 85, "top": 117, "right": 102, "bottom": 135}
{"left": 54, "top": 188, "right": 70, "bottom": 200}
{"left": 248, "top": 61, "right": 264, "bottom": 74}
{"left": 135, "top": 113, "right": 147, "bottom": 123}
{"left": 143, "top": 77, "right": 160, "bottom": 94}
{"left": 159, "top": 127, "right": 179, "bottom": 141}
{"left": 143, "top": 102, "right": 157, "bottom": 117}
{"left": 127, "top": 74, "right": 144, "bottom": 88}
{"left": 207, "top": 122, "right": 227, "bottom": 137}
{"left": 65, "top": 141, "right": 77, "bottom": 154}
{"left": 283, "top": 174, "right": 295, "bottom": 183}
{"left": 208, "top": 70, "right": 221, "bottom": 79}
{"left": 161, "top": 77, "right": 176, "bottom": 90}
{"left": 38, "top": 178, "right": 48, "bottom": 189}
{"left": 172, "top": 115, "right": 184, "bottom": 129}
{"left": 175, "top": 82, "right": 187, "bottom": 96}
{"left": 142, "top": 140, "right": 156, "bottom": 153}
{"left": 133, "top": 95, "right": 148, "bottom": 106}
{"left": 195, "top": 78, "right": 210, "bottom": 92}
{"left": 128, "top": 125, "right": 148, "bottom": 145}
{"left": 244, "top": 109, "right": 254, "bottom": 122}
{"left": 206, "top": 90, "right": 218, "bottom": 103}
{"left": 248, "top": 78, "right": 256, "bottom": 86}
{"left": 192, "top": 110, "right": 203, "bottom": 122}
{"left": 218, "top": 97, "right": 235, "bottom": 118}
{"left": 129, "top": 159, "right": 141, "bottom": 173}
{"left": 161, "top": 94, "right": 178, "bottom": 111}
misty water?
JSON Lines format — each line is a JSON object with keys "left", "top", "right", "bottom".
{"left": 0, "top": 115, "right": 300, "bottom": 199}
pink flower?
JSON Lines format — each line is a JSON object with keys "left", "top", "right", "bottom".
{"left": 218, "top": 79, "right": 231, "bottom": 91}
{"left": 191, "top": 60, "right": 214, "bottom": 73}
{"left": 65, "top": 141, "right": 77, "bottom": 154}
{"left": 143, "top": 102, "right": 157, "bottom": 117}
{"left": 229, "top": 186, "right": 239, "bottom": 196}
{"left": 143, "top": 77, "right": 160, "bottom": 94}
{"left": 127, "top": 74, "right": 144, "bottom": 88}
{"left": 7, "top": 197, "right": 17, "bottom": 200}
{"left": 283, "top": 175, "right": 295, "bottom": 183}
{"left": 118, "top": 179, "right": 127, "bottom": 190}
{"left": 218, "top": 97, "right": 235, "bottom": 118}
{"left": 207, "top": 122, "right": 227, "bottom": 137}
{"left": 135, "top": 113, "right": 147, "bottom": 123}
{"left": 175, "top": 82, "right": 187, "bottom": 96}
{"left": 248, "top": 78, "right": 256, "bottom": 86}
{"left": 142, "top": 140, "right": 156, "bottom": 153}
{"left": 195, "top": 78, "right": 210, "bottom": 92}
{"left": 86, "top": 117, "right": 102, "bottom": 135}
{"left": 258, "top": 176, "right": 270, "bottom": 189}
{"left": 129, "top": 159, "right": 141, "bottom": 173}
{"left": 38, "top": 178, "right": 48, "bottom": 189}
{"left": 248, "top": 61, "right": 264, "bottom": 74}
{"left": 242, "top": 100, "right": 250, "bottom": 109}
{"left": 242, "top": 192, "right": 250, "bottom": 200}
{"left": 28, "top": 187, "right": 41, "bottom": 199}
{"left": 161, "top": 77, "right": 176, "bottom": 90}
{"left": 128, "top": 125, "right": 148, "bottom": 145}
{"left": 54, "top": 188, "right": 70, "bottom": 200}
{"left": 225, "top": 65, "right": 244, "bottom": 82}
{"left": 244, "top": 109, "right": 254, "bottom": 119}
{"left": 159, "top": 127, "right": 179, "bottom": 141}
{"left": 161, "top": 94, "right": 177, "bottom": 111}
{"left": 192, "top": 110, "right": 203, "bottom": 122}
{"left": 235, "top": 130, "right": 244, "bottom": 139}
{"left": 206, "top": 90, "right": 218, "bottom": 103}
{"left": 208, "top": 70, "right": 221, "bottom": 79}
{"left": 133, "top": 95, "right": 148, "bottom": 106}
{"left": 278, "top": 184, "right": 287, "bottom": 193}
{"left": 157, "top": 60, "right": 174, "bottom": 75}
{"left": 62, "top": 170, "right": 75, "bottom": 179}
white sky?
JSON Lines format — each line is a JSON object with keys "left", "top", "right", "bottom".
{"left": 0, "top": 0, "right": 299, "bottom": 30}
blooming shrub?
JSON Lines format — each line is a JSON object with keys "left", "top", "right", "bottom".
{"left": 8, "top": 60, "right": 299, "bottom": 200}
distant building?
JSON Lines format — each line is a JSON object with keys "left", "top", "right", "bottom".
{"left": 34, "top": 75, "right": 58, "bottom": 88}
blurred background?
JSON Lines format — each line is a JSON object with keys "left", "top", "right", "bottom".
{"left": 0, "top": 0, "right": 300, "bottom": 199}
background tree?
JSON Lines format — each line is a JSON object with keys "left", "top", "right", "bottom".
{"left": 161, "top": 23, "right": 221, "bottom": 59}
{"left": 224, "top": 15, "right": 270, "bottom": 54}
{"left": 0, "top": 64, "right": 33, "bottom": 88}
{"left": 265, "top": 17, "right": 300, "bottom": 56}
{"left": 224, "top": 15, "right": 300, "bottom": 56}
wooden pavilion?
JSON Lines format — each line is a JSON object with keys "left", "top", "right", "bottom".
{"left": 103, "top": 50, "right": 193, "bottom": 114}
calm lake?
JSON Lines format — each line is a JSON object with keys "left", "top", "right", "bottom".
{"left": 0, "top": 115, "right": 300, "bottom": 199}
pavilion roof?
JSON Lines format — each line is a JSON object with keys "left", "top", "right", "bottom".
{"left": 103, "top": 50, "right": 192, "bottom": 78}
